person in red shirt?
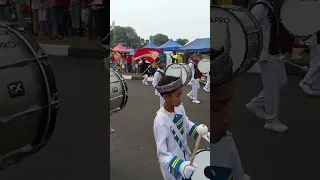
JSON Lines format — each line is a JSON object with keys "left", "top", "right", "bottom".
{"left": 126, "top": 52, "right": 133, "bottom": 73}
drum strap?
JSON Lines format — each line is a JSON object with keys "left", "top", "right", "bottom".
{"left": 157, "top": 69, "right": 165, "bottom": 76}
{"left": 167, "top": 117, "right": 192, "bottom": 156}
{"left": 250, "top": 1, "right": 280, "bottom": 55}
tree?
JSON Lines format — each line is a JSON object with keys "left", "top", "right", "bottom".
{"left": 110, "top": 26, "right": 142, "bottom": 49}
{"left": 149, "top": 33, "right": 169, "bottom": 46}
{"left": 176, "top": 38, "right": 189, "bottom": 46}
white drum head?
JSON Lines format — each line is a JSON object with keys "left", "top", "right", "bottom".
{"left": 281, "top": 0, "right": 320, "bottom": 36}
{"left": 193, "top": 149, "right": 210, "bottom": 180}
{"left": 165, "top": 64, "right": 188, "bottom": 85}
{"left": 210, "top": 6, "right": 246, "bottom": 73}
{"left": 197, "top": 59, "right": 210, "bottom": 73}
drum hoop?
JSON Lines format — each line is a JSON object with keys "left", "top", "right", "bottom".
{"left": 110, "top": 69, "right": 129, "bottom": 113}
{"left": 165, "top": 63, "right": 189, "bottom": 84}
{"left": 196, "top": 148, "right": 210, "bottom": 155}
{"left": 212, "top": 5, "right": 263, "bottom": 76}
{"left": 279, "top": 1, "right": 320, "bottom": 37}
{"left": 8, "top": 26, "right": 54, "bottom": 143}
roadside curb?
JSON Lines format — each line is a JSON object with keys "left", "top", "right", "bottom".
{"left": 39, "top": 44, "right": 107, "bottom": 59}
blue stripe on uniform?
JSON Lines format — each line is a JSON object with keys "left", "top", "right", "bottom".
{"left": 168, "top": 156, "right": 184, "bottom": 178}
{"left": 188, "top": 124, "right": 199, "bottom": 140}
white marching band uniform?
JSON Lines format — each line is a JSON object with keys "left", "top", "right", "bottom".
{"left": 299, "top": 35, "right": 320, "bottom": 96}
{"left": 154, "top": 104, "right": 203, "bottom": 180}
{"left": 246, "top": 0, "right": 288, "bottom": 132}
{"left": 153, "top": 68, "right": 165, "bottom": 107}
{"left": 187, "top": 61, "right": 200, "bottom": 104}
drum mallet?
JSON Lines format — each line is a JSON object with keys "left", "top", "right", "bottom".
{"left": 190, "top": 124, "right": 209, "bottom": 166}
{"left": 271, "top": 56, "right": 309, "bottom": 72}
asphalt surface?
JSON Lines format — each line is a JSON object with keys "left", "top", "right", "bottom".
{"left": 1, "top": 55, "right": 319, "bottom": 180}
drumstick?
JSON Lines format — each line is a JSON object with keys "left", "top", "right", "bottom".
{"left": 190, "top": 124, "right": 208, "bottom": 166}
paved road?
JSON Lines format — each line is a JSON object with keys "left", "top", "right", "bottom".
{"left": 1, "top": 56, "right": 319, "bottom": 180}
{"left": 230, "top": 74, "right": 320, "bottom": 180}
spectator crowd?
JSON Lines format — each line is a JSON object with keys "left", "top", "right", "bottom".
{"left": 0, "top": 0, "right": 109, "bottom": 46}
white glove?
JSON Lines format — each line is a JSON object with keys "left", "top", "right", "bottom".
{"left": 299, "top": 39, "right": 313, "bottom": 47}
{"left": 202, "top": 132, "right": 210, "bottom": 143}
{"left": 179, "top": 161, "right": 198, "bottom": 179}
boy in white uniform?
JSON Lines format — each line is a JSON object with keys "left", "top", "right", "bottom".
{"left": 153, "top": 75, "right": 210, "bottom": 180}
{"left": 152, "top": 58, "right": 166, "bottom": 107}
{"left": 187, "top": 56, "right": 200, "bottom": 104}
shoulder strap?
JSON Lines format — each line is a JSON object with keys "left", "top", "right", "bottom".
{"left": 157, "top": 70, "right": 164, "bottom": 76}
{"left": 167, "top": 119, "right": 192, "bottom": 155}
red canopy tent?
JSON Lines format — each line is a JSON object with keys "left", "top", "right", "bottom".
{"left": 113, "top": 44, "right": 128, "bottom": 52}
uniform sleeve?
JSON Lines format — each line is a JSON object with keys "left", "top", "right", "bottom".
{"left": 152, "top": 72, "right": 161, "bottom": 88}
{"left": 154, "top": 119, "right": 184, "bottom": 178}
{"left": 180, "top": 105, "right": 199, "bottom": 140}
{"left": 250, "top": 4, "right": 267, "bottom": 24}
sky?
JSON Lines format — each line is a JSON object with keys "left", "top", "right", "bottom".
{"left": 110, "top": 0, "right": 210, "bottom": 42}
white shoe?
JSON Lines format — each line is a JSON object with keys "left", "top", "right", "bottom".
{"left": 192, "top": 99, "right": 200, "bottom": 104}
{"left": 187, "top": 93, "right": 193, "bottom": 99}
{"left": 299, "top": 81, "right": 320, "bottom": 96}
{"left": 245, "top": 102, "right": 265, "bottom": 119}
{"left": 264, "top": 119, "right": 288, "bottom": 133}
{"left": 203, "top": 87, "right": 210, "bottom": 92}
{"left": 144, "top": 82, "right": 149, "bottom": 85}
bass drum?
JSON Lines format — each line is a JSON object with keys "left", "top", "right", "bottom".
{"left": 110, "top": 69, "right": 128, "bottom": 114}
{"left": 280, "top": 0, "right": 320, "bottom": 37}
{"left": 197, "top": 59, "right": 210, "bottom": 74}
{"left": 211, "top": 5, "right": 263, "bottom": 78}
{"left": 0, "top": 22, "right": 59, "bottom": 169}
{"left": 165, "top": 63, "right": 192, "bottom": 85}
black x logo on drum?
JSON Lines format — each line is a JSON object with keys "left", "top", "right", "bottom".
{"left": 7, "top": 81, "right": 25, "bottom": 98}
{"left": 112, "top": 87, "right": 118, "bottom": 93}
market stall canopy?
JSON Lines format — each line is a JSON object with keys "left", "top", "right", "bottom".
{"left": 144, "top": 41, "right": 158, "bottom": 48}
{"left": 113, "top": 44, "right": 128, "bottom": 52}
{"left": 156, "top": 39, "right": 183, "bottom": 51}
{"left": 178, "top": 38, "right": 210, "bottom": 53}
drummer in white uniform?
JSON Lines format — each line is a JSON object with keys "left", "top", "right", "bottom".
{"left": 152, "top": 58, "right": 166, "bottom": 107}
{"left": 299, "top": 35, "right": 320, "bottom": 96}
{"left": 187, "top": 55, "right": 200, "bottom": 104}
{"left": 246, "top": 0, "right": 288, "bottom": 133}
{"left": 153, "top": 75, "right": 210, "bottom": 180}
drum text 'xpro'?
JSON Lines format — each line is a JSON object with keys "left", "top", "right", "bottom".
{"left": 0, "top": 41, "right": 16, "bottom": 50}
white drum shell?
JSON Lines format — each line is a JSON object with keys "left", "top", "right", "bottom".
{"left": 197, "top": 59, "right": 210, "bottom": 73}
{"left": 110, "top": 69, "right": 128, "bottom": 114}
{"left": 0, "top": 22, "right": 58, "bottom": 169}
{"left": 211, "top": 5, "right": 262, "bottom": 76}
{"left": 165, "top": 63, "right": 192, "bottom": 85}
{"left": 192, "top": 149, "right": 210, "bottom": 180}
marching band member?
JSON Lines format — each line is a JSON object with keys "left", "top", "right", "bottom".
{"left": 246, "top": 0, "right": 288, "bottom": 132}
{"left": 152, "top": 58, "right": 166, "bottom": 107}
{"left": 203, "top": 72, "right": 210, "bottom": 92}
{"left": 187, "top": 55, "right": 200, "bottom": 104}
{"left": 153, "top": 75, "right": 210, "bottom": 180}
{"left": 140, "top": 58, "right": 151, "bottom": 85}
{"left": 299, "top": 35, "right": 320, "bottom": 96}
{"left": 210, "top": 24, "right": 251, "bottom": 180}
